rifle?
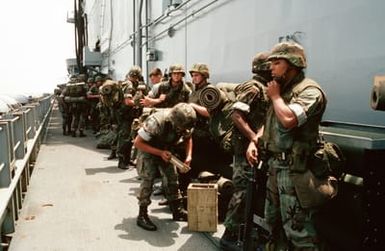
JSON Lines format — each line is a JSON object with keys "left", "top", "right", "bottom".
{"left": 243, "top": 147, "right": 271, "bottom": 251}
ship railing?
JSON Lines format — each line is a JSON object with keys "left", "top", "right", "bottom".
{"left": 0, "top": 95, "right": 53, "bottom": 246}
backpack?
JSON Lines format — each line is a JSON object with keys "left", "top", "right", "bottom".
{"left": 66, "top": 82, "right": 86, "bottom": 97}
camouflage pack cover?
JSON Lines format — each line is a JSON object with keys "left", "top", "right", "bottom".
{"left": 252, "top": 52, "right": 271, "bottom": 73}
{"left": 189, "top": 63, "right": 210, "bottom": 78}
{"left": 268, "top": 42, "right": 307, "bottom": 68}
{"left": 66, "top": 82, "right": 87, "bottom": 97}
{"left": 99, "top": 80, "right": 123, "bottom": 107}
{"left": 168, "top": 64, "right": 185, "bottom": 76}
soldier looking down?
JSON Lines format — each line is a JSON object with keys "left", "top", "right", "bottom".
{"left": 134, "top": 103, "right": 196, "bottom": 231}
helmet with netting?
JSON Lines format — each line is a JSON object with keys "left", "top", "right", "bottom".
{"left": 168, "top": 64, "right": 185, "bottom": 77}
{"left": 127, "top": 65, "right": 143, "bottom": 79}
{"left": 268, "top": 42, "right": 307, "bottom": 68}
{"left": 252, "top": 52, "right": 271, "bottom": 73}
{"left": 189, "top": 63, "right": 210, "bottom": 78}
{"left": 169, "top": 103, "right": 196, "bottom": 130}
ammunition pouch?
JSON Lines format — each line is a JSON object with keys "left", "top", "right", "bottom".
{"left": 290, "top": 170, "right": 338, "bottom": 209}
{"left": 288, "top": 139, "right": 344, "bottom": 209}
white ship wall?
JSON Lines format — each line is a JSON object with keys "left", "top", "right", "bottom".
{"left": 84, "top": 0, "right": 385, "bottom": 126}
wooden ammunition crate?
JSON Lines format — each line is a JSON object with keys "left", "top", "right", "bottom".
{"left": 187, "top": 183, "right": 218, "bottom": 232}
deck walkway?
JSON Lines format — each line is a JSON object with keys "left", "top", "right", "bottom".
{"left": 9, "top": 105, "right": 223, "bottom": 251}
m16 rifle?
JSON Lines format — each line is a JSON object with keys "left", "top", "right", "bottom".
{"left": 243, "top": 142, "right": 271, "bottom": 251}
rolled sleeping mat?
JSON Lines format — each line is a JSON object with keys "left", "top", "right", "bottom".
{"left": 216, "top": 176, "right": 234, "bottom": 196}
{"left": 64, "top": 96, "right": 86, "bottom": 103}
{"left": 215, "top": 82, "right": 239, "bottom": 93}
{"left": 199, "top": 85, "right": 227, "bottom": 111}
{"left": 371, "top": 77, "right": 385, "bottom": 111}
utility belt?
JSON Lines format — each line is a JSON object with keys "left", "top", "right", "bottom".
{"left": 269, "top": 151, "right": 291, "bottom": 162}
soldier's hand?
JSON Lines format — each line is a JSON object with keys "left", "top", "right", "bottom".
{"left": 184, "top": 155, "right": 192, "bottom": 167}
{"left": 266, "top": 80, "right": 281, "bottom": 100}
{"left": 140, "top": 97, "right": 152, "bottom": 107}
{"left": 160, "top": 150, "right": 172, "bottom": 162}
{"left": 246, "top": 141, "right": 258, "bottom": 166}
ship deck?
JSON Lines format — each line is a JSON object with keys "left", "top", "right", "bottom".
{"left": 9, "top": 105, "right": 223, "bottom": 251}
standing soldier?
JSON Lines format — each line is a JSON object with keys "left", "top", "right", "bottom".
{"left": 186, "top": 63, "right": 214, "bottom": 185}
{"left": 116, "top": 66, "right": 148, "bottom": 169}
{"left": 140, "top": 64, "right": 191, "bottom": 108}
{"left": 99, "top": 79, "right": 122, "bottom": 158}
{"left": 246, "top": 42, "right": 327, "bottom": 250}
{"left": 220, "top": 53, "right": 271, "bottom": 250}
{"left": 134, "top": 103, "right": 196, "bottom": 231}
{"left": 61, "top": 76, "right": 88, "bottom": 137}
{"left": 56, "top": 83, "right": 72, "bottom": 135}
{"left": 86, "top": 77, "right": 101, "bottom": 134}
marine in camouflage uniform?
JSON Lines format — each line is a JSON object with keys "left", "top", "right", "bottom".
{"left": 116, "top": 66, "right": 149, "bottom": 169}
{"left": 140, "top": 64, "right": 191, "bottom": 108}
{"left": 99, "top": 79, "right": 123, "bottom": 158}
{"left": 86, "top": 77, "right": 101, "bottom": 134}
{"left": 246, "top": 42, "right": 327, "bottom": 250}
{"left": 134, "top": 103, "right": 196, "bottom": 231}
{"left": 57, "top": 83, "right": 72, "bottom": 135}
{"left": 186, "top": 63, "right": 218, "bottom": 184}
{"left": 220, "top": 52, "right": 271, "bottom": 249}
{"left": 61, "top": 76, "right": 88, "bottom": 137}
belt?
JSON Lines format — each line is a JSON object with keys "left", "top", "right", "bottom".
{"left": 270, "top": 151, "right": 290, "bottom": 161}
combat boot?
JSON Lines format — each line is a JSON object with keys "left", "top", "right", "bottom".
{"left": 79, "top": 130, "right": 86, "bottom": 137}
{"left": 170, "top": 199, "right": 188, "bottom": 221}
{"left": 136, "top": 206, "right": 157, "bottom": 231}
{"left": 71, "top": 130, "right": 77, "bottom": 137}
{"left": 219, "top": 228, "right": 242, "bottom": 251}
{"left": 118, "top": 157, "right": 129, "bottom": 169}
{"left": 107, "top": 150, "right": 117, "bottom": 160}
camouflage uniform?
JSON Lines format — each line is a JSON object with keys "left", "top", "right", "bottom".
{"left": 155, "top": 64, "right": 191, "bottom": 108}
{"left": 136, "top": 103, "right": 196, "bottom": 231}
{"left": 262, "top": 42, "right": 327, "bottom": 249}
{"left": 116, "top": 77, "right": 148, "bottom": 168}
{"left": 57, "top": 84, "right": 72, "bottom": 135}
{"left": 223, "top": 53, "right": 270, "bottom": 236}
{"left": 187, "top": 63, "right": 217, "bottom": 182}
{"left": 87, "top": 80, "right": 101, "bottom": 133}
{"left": 61, "top": 80, "right": 88, "bottom": 137}
{"left": 99, "top": 80, "right": 123, "bottom": 155}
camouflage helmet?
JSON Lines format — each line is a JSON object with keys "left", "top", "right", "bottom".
{"left": 87, "top": 77, "right": 95, "bottom": 83}
{"left": 169, "top": 64, "right": 185, "bottom": 77}
{"left": 268, "top": 42, "right": 307, "bottom": 68}
{"left": 169, "top": 103, "right": 197, "bottom": 130}
{"left": 252, "top": 52, "right": 271, "bottom": 73}
{"left": 189, "top": 63, "right": 210, "bottom": 78}
{"left": 95, "top": 75, "right": 104, "bottom": 82}
{"left": 127, "top": 65, "right": 142, "bottom": 79}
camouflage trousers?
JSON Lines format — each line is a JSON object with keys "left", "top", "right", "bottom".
{"left": 71, "top": 106, "right": 85, "bottom": 132}
{"left": 116, "top": 121, "right": 133, "bottom": 163}
{"left": 136, "top": 151, "right": 181, "bottom": 207}
{"left": 223, "top": 154, "right": 252, "bottom": 233}
{"left": 61, "top": 111, "right": 72, "bottom": 132}
{"left": 265, "top": 157, "right": 321, "bottom": 250}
